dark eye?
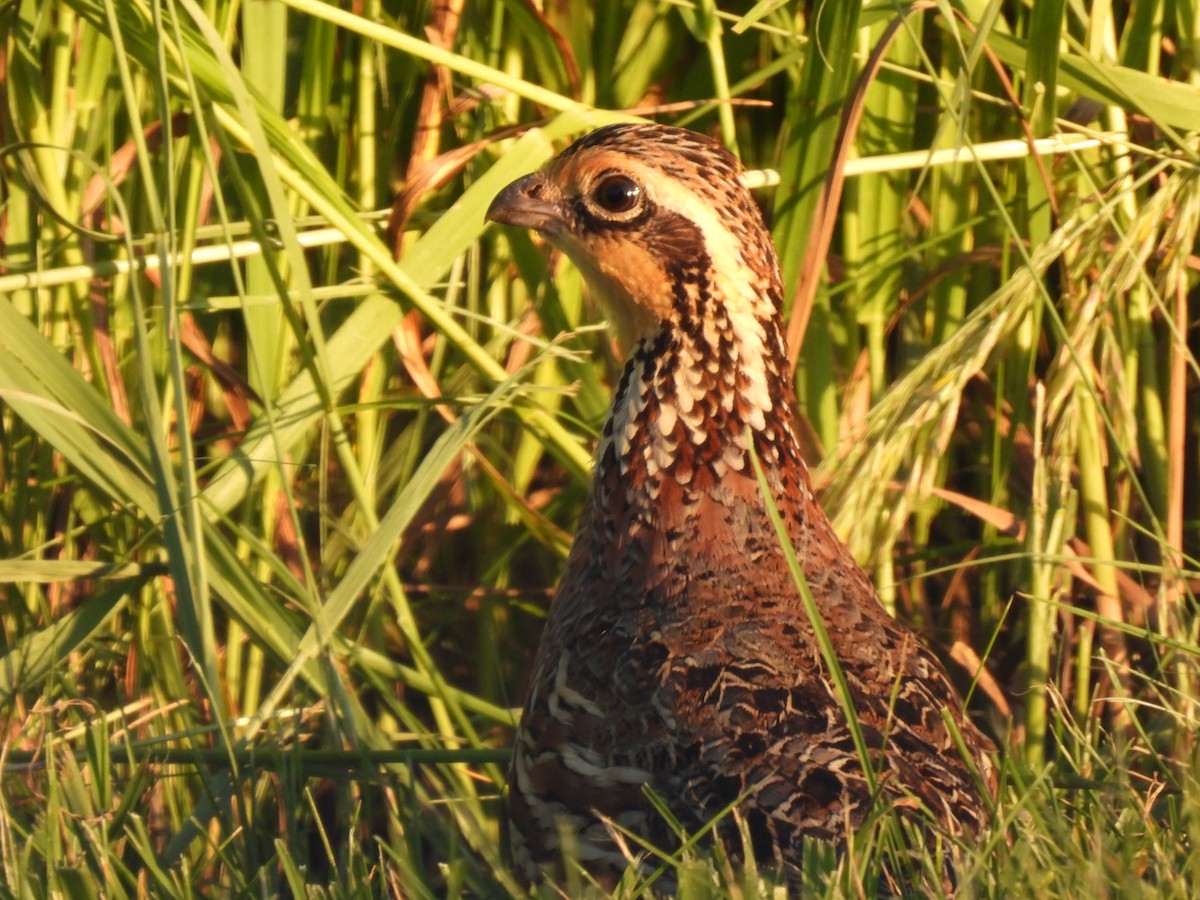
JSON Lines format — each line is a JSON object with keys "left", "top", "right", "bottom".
{"left": 593, "top": 175, "right": 641, "bottom": 213}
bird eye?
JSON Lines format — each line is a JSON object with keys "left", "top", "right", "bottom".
{"left": 592, "top": 175, "right": 641, "bottom": 214}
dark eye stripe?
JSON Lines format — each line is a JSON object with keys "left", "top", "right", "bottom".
{"left": 574, "top": 194, "right": 655, "bottom": 233}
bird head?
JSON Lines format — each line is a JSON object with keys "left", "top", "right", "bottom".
{"left": 487, "top": 123, "right": 784, "bottom": 354}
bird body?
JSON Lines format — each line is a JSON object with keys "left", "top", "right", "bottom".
{"left": 487, "top": 123, "right": 995, "bottom": 887}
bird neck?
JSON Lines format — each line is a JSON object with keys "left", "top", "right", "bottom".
{"left": 596, "top": 308, "right": 804, "bottom": 493}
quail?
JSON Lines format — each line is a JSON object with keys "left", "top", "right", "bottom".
{"left": 486, "top": 123, "right": 995, "bottom": 888}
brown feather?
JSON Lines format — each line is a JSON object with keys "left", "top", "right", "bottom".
{"left": 487, "top": 123, "right": 996, "bottom": 888}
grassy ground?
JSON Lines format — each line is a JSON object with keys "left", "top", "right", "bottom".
{"left": 1, "top": 0, "right": 1198, "bottom": 896}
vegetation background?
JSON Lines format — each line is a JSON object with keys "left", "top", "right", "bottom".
{"left": 1, "top": 0, "right": 1198, "bottom": 895}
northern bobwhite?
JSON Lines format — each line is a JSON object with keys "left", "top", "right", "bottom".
{"left": 487, "top": 123, "right": 995, "bottom": 887}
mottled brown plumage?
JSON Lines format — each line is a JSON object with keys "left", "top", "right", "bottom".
{"left": 487, "top": 123, "right": 995, "bottom": 887}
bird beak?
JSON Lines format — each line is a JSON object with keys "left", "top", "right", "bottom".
{"left": 486, "top": 172, "right": 561, "bottom": 232}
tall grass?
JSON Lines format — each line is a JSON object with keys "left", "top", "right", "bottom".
{"left": 1, "top": 0, "right": 1197, "bottom": 895}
